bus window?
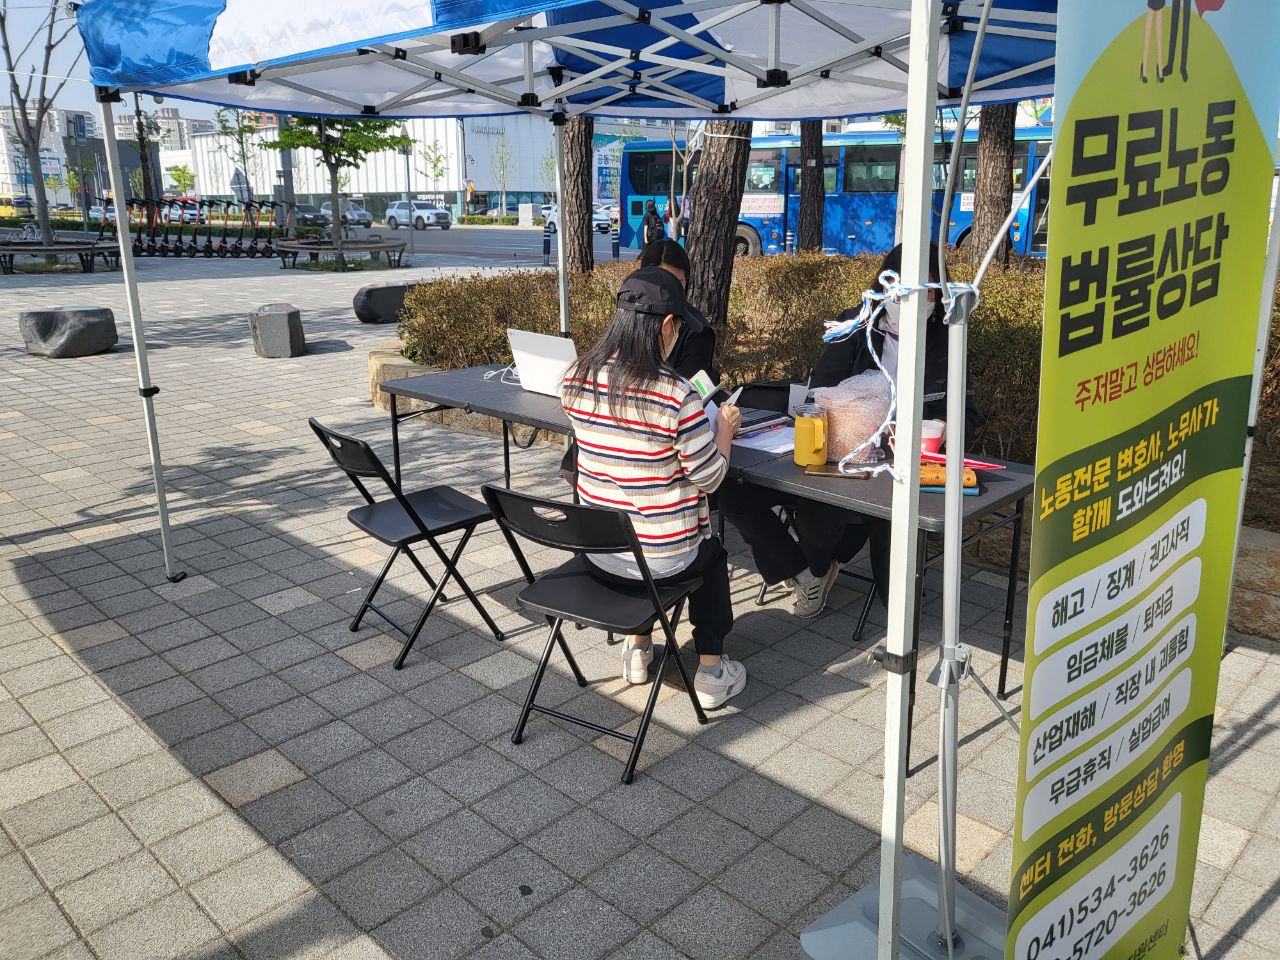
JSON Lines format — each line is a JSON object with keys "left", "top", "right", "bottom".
{"left": 745, "top": 149, "right": 782, "bottom": 193}
{"left": 842, "top": 145, "right": 898, "bottom": 194}
{"left": 789, "top": 147, "right": 840, "bottom": 194}
{"left": 932, "top": 144, "right": 950, "bottom": 190}
{"left": 627, "top": 150, "right": 693, "bottom": 197}
{"left": 627, "top": 151, "right": 657, "bottom": 196}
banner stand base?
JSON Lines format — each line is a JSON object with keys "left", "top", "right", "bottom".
{"left": 801, "top": 852, "right": 1005, "bottom": 960}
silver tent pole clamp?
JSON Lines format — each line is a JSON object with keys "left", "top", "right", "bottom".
{"left": 97, "top": 90, "right": 185, "bottom": 584}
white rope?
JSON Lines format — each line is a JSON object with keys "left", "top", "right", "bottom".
{"left": 821, "top": 269, "right": 978, "bottom": 479}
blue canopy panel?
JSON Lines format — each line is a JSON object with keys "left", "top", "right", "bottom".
{"left": 75, "top": 0, "right": 578, "bottom": 88}
{"left": 74, "top": 0, "right": 1057, "bottom": 121}
{"left": 942, "top": 0, "right": 1056, "bottom": 107}
{"left": 546, "top": 2, "right": 726, "bottom": 113}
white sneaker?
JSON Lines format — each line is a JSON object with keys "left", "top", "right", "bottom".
{"left": 622, "top": 642, "right": 653, "bottom": 685}
{"left": 792, "top": 561, "right": 839, "bottom": 619}
{"left": 694, "top": 658, "right": 747, "bottom": 709}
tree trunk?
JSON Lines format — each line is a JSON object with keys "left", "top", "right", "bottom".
{"left": 796, "top": 119, "right": 824, "bottom": 252}
{"left": 22, "top": 138, "right": 53, "bottom": 246}
{"left": 561, "top": 115, "right": 594, "bottom": 274}
{"left": 133, "top": 100, "right": 156, "bottom": 204}
{"left": 685, "top": 119, "right": 752, "bottom": 327}
{"left": 329, "top": 165, "right": 345, "bottom": 272}
{"left": 970, "top": 102, "right": 1017, "bottom": 261}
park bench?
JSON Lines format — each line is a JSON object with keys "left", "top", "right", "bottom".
{"left": 275, "top": 236, "right": 407, "bottom": 269}
{"left": 0, "top": 240, "right": 119, "bottom": 275}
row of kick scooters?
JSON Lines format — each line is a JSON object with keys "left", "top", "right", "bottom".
{"left": 99, "top": 197, "right": 300, "bottom": 259}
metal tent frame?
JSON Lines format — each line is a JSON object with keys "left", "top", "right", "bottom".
{"left": 85, "top": 2, "right": 1057, "bottom": 121}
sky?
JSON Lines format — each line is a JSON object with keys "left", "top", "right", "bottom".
{"left": 3, "top": 2, "right": 215, "bottom": 121}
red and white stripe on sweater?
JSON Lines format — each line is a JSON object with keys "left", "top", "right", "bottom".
{"left": 562, "top": 361, "right": 726, "bottom": 561}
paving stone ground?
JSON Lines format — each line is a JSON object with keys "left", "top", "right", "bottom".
{"left": 0, "top": 262, "right": 1276, "bottom": 960}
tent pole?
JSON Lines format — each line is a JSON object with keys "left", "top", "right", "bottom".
{"left": 1225, "top": 172, "right": 1280, "bottom": 634}
{"left": 876, "top": 2, "right": 940, "bottom": 959}
{"left": 553, "top": 116, "right": 571, "bottom": 337}
{"left": 98, "top": 97, "right": 185, "bottom": 584}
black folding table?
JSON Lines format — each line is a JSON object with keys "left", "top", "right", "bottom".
{"left": 383, "top": 367, "right": 1033, "bottom": 752}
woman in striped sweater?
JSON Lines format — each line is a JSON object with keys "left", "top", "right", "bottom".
{"left": 560, "top": 267, "right": 747, "bottom": 709}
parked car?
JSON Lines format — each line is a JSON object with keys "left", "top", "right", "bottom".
{"left": 484, "top": 201, "right": 519, "bottom": 218}
{"left": 292, "top": 203, "right": 327, "bottom": 227}
{"left": 170, "top": 201, "right": 203, "bottom": 224}
{"left": 543, "top": 204, "right": 611, "bottom": 234}
{"left": 51, "top": 202, "right": 76, "bottom": 214}
{"left": 320, "top": 200, "right": 373, "bottom": 228}
{"left": 385, "top": 199, "right": 451, "bottom": 230}
{"left": 88, "top": 204, "right": 117, "bottom": 223}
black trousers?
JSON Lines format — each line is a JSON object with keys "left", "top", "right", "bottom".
{"left": 719, "top": 480, "right": 891, "bottom": 603}
{"left": 587, "top": 537, "right": 732, "bottom": 657}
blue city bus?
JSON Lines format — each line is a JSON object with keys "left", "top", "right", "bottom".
{"left": 619, "top": 126, "right": 1053, "bottom": 258}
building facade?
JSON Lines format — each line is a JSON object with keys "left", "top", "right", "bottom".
{"left": 187, "top": 114, "right": 665, "bottom": 219}
{"left": 114, "top": 107, "right": 215, "bottom": 150}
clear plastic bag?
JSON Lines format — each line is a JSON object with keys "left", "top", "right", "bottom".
{"left": 813, "top": 371, "right": 891, "bottom": 464}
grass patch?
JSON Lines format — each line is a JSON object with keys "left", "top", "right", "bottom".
{"left": 296, "top": 256, "right": 390, "bottom": 273}
{"left": 14, "top": 260, "right": 81, "bottom": 274}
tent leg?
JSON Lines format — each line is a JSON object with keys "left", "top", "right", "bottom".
{"left": 98, "top": 97, "right": 185, "bottom": 584}
{"left": 877, "top": 3, "right": 941, "bottom": 960}
{"left": 553, "top": 117, "right": 570, "bottom": 337}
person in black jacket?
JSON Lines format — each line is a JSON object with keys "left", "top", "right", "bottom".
{"left": 639, "top": 239, "right": 718, "bottom": 382}
{"left": 719, "top": 243, "right": 981, "bottom": 619}
{"left": 641, "top": 200, "right": 667, "bottom": 245}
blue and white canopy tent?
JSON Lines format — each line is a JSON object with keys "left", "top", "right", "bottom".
{"left": 75, "top": 3, "right": 1056, "bottom": 959}
{"left": 77, "top": 0, "right": 1054, "bottom": 120}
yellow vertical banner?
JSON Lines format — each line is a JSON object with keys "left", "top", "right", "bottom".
{"left": 1007, "top": 4, "right": 1280, "bottom": 960}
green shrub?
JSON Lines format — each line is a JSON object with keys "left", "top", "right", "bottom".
{"left": 0, "top": 216, "right": 91, "bottom": 231}
{"left": 459, "top": 215, "right": 519, "bottom": 225}
{"left": 294, "top": 226, "right": 323, "bottom": 240}
{"left": 399, "top": 255, "right": 1280, "bottom": 469}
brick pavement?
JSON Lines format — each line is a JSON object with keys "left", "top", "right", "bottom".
{"left": 0, "top": 263, "right": 1276, "bottom": 960}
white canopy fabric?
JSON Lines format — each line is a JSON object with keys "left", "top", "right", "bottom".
{"left": 77, "top": 0, "right": 1056, "bottom": 120}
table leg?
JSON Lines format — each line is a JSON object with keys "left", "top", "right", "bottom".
{"left": 998, "top": 497, "right": 1026, "bottom": 700}
{"left": 390, "top": 393, "right": 402, "bottom": 488}
{"left": 904, "top": 529, "right": 927, "bottom": 774}
{"left": 502, "top": 420, "right": 512, "bottom": 488}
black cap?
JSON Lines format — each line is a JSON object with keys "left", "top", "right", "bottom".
{"left": 616, "top": 266, "right": 686, "bottom": 323}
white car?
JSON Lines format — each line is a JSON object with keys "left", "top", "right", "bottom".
{"left": 385, "top": 199, "right": 452, "bottom": 230}
{"left": 543, "top": 204, "right": 611, "bottom": 234}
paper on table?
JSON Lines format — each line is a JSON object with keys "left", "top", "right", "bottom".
{"left": 734, "top": 426, "right": 794, "bottom": 454}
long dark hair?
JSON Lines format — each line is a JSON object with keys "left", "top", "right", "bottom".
{"left": 874, "top": 242, "right": 945, "bottom": 328}
{"left": 564, "top": 305, "right": 674, "bottom": 422}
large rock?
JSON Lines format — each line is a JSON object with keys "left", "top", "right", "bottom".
{"left": 353, "top": 282, "right": 411, "bottom": 324}
{"left": 249, "top": 303, "right": 305, "bottom": 358}
{"left": 19, "top": 307, "right": 117, "bottom": 358}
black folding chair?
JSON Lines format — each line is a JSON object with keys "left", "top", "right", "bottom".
{"left": 481, "top": 484, "right": 708, "bottom": 784}
{"left": 309, "top": 418, "right": 504, "bottom": 669}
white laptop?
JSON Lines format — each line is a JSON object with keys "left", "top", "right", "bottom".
{"left": 506, "top": 328, "right": 578, "bottom": 396}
